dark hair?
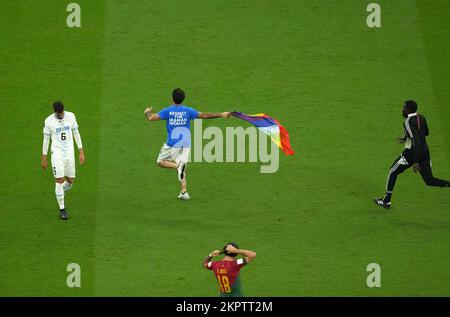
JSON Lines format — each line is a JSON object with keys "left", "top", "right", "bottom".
{"left": 222, "top": 242, "right": 239, "bottom": 257}
{"left": 53, "top": 101, "right": 64, "bottom": 113}
{"left": 404, "top": 100, "right": 418, "bottom": 113}
{"left": 172, "top": 88, "right": 185, "bottom": 104}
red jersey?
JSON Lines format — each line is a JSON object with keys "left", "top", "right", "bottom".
{"left": 207, "top": 258, "right": 247, "bottom": 296}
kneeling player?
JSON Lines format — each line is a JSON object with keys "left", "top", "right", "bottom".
{"left": 202, "top": 243, "right": 256, "bottom": 297}
{"left": 41, "top": 101, "right": 85, "bottom": 219}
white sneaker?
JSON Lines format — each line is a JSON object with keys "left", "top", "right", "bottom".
{"left": 178, "top": 192, "right": 190, "bottom": 200}
{"left": 177, "top": 162, "right": 186, "bottom": 182}
{"left": 63, "top": 183, "right": 72, "bottom": 192}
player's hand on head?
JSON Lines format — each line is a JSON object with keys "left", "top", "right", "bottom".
{"left": 226, "top": 245, "right": 238, "bottom": 253}
{"left": 211, "top": 250, "right": 221, "bottom": 257}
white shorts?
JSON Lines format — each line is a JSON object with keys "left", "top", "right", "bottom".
{"left": 157, "top": 143, "right": 190, "bottom": 164}
{"left": 51, "top": 152, "right": 76, "bottom": 178}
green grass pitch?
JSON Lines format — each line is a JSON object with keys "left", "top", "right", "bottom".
{"left": 0, "top": 0, "right": 449, "bottom": 296}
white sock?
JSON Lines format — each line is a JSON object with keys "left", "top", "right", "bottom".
{"left": 63, "top": 181, "right": 73, "bottom": 192}
{"left": 55, "top": 183, "right": 65, "bottom": 210}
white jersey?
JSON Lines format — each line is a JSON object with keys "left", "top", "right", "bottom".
{"left": 43, "top": 111, "right": 79, "bottom": 157}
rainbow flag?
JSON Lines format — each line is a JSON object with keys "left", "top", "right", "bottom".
{"left": 231, "top": 112, "right": 294, "bottom": 156}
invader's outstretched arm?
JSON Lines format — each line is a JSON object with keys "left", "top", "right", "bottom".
{"left": 198, "top": 112, "right": 231, "bottom": 119}
{"left": 144, "top": 107, "right": 161, "bottom": 121}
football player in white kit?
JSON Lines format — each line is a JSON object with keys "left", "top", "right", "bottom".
{"left": 41, "top": 101, "right": 85, "bottom": 220}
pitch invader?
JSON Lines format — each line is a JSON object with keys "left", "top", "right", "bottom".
{"left": 41, "top": 101, "right": 85, "bottom": 219}
{"left": 374, "top": 100, "right": 450, "bottom": 208}
{"left": 144, "top": 88, "right": 230, "bottom": 200}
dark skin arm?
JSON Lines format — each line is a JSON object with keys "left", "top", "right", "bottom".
{"left": 396, "top": 135, "right": 407, "bottom": 144}
{"left": 408, "top": 118, "right": 421, "bottom": 172}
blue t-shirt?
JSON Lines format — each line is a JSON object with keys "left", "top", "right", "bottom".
{"left": 158, "top": 105, "right": 199, "bottom": 147}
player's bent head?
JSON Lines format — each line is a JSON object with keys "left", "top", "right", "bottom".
{"left": 172, "top": 88, "right": 185, "bottom": 105}
{"left": 223, "top": 242, "right": 239, "bottom": 257}
{"left": 404, "top": 100, "right": 418, "bottom": 113}
{"left": 53, "top": 101, "right": 64, "bottom": 114}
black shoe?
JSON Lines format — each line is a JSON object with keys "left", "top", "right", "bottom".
{"left": 373, "top": 198, "right": 391, "bottom": 209}
{"left": 60, "top": 209, "right": 69, "bottom": 220}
